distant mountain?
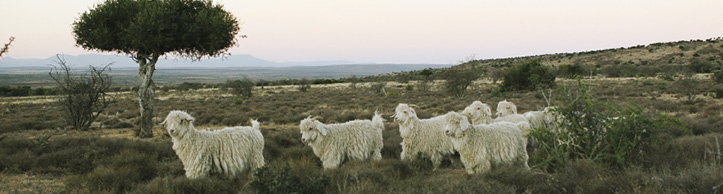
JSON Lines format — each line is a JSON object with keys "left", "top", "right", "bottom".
{"left": 0, "top": 63, "right": 453, "bottom": 85}
{"left": 0, "top": 54, "right": 452, "bottom": 85}
{"left": 0, "top": 54, "right": 365, "bottom": 68}
{"left": 280, "top": 60, "right": 356, "bottom": 66}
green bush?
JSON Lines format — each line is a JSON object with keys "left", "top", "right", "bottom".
{"left": 557, "top": 64, "right": 587, "bottom": 78}
{"left": 490, "top": 87, "right": 505, "bottom": 97}
{"left": 250, "top": 164, "right": 329, "bottom": 194}
{"left": 600, "top": 63, "right": 639, "bottom": 77}
{"left": 713, "top": 70, "right": 723, "bottom": 84}
{"left": 132, "top": 176, "right": 242, "bottom": 194}
{"left": 688, "top": 59, "right": 716, "bottom": 73}
{"left": 225, "top": 78, "right": 254, "bottom": 99}
{"left": 530, "top": 80, "right": 682, "bottom": 170}
{"left": 501, "top": 59, "right": 555, "bottom": 91}
{"left": 233, "top": 97, "right": 244, "bottom": 105}
{"left": 66, "top": 150, "right": 158, "bottom": 193}
{"left": 405, "top": 84, "right": 414, "bottom": 91}
{"left": 715, "top": 88, "right": 723, "bottom": 99}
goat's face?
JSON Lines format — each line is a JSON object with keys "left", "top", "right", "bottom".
{"left": 443, "top": 112, "right": 470, "bottom": 138}
{"left": 543, "top": 106, "right": 562, "bottom": 124}
{"left": 161, "top": 110, "right": 194, "bottom": 138}
{"left": 392, "top": 104, "right": 417, "bottom": 123}
{"left": 496, "top": 100, "right": 517, "bottom": 117}
{"left": 462, "top": 101, "right": 491, "bottom": 122}
{"left": 299, "top": 117, "right": 326, "bottom": 144}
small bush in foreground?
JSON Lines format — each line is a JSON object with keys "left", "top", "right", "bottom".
{"left": 131, "top": 176, "right": 243, "bottom": 194}
{"left": 251, "top": 164, "right": 329, "bottom": 194}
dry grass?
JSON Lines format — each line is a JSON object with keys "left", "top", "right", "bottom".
{"left": 1, "top": 76, "right": 722, "bottom": 193}
{"left": 0, "top": 174, "right": 65, "bottom": 194}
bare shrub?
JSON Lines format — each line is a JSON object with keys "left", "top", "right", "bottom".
{"left": 443, "top": 68, "right": 479, "bottom": 98}
{"left": 674, "top": 75, "right": 702, "bottom": 104}
{"left": 370, "top": 81, "right": 387, "bottom": 95}
{"left": 418, "top": 68, "right": 433, "bottom": 91}
{"left": 349, "top": 75, "right": 359, "bottom": 89}
{"left": 49, "top": 55, "right": 114, "bottom": 131}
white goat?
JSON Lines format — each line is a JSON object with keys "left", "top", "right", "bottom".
{"left": 161, "top": 110, "right": 265, "bottom": 179}
{"left": 462, "top": 101, "right": 531, "bottom": 131}
{"left": 522, "top": 106, "right": 560, "bottom": 131}
{"left": 442, "top": 112, "right": 529, "bottom": 174}
{"left": 495, "top": 100, "right": 518, "bottom": 117}
{"left": 299, "top": 112, "right": 384, "bottom": 169}
{"left": 461, "top": 101, "right": 493, "bottom": 125}
{"left": 393, "top": 103, "right": 455, "bottom": 169}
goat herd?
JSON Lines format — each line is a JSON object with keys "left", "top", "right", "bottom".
{"left": 161, "top": 100, "right": 560, "bottom": 178}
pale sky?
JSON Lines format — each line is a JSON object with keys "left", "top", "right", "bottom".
{"left": 1, "top": 0, "right": 721, "bottom": 64}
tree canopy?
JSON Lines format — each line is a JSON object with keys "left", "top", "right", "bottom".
{"left": 73, "top": 0, "right": 240, "bottom": 59}
{"left": 73, "top": 0, "right": 241, "bottom": 138}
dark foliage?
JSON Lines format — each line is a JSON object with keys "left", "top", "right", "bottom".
{"left": 72, "top": 0, "right": 239, "bottom": 58}
{"left": 501, "top": 59, "right": 555, "bottom": 91}
{"left": 225, "top": 78, "right": 254, "bottom": 99}
{"left": 251, "top": 164, "right": 329, "bottom": 194}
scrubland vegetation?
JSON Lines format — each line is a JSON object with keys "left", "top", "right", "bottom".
{"left": 1, "top": 39, "right": 723, "bottom": 193}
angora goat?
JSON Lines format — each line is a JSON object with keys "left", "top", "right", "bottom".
{"left": 461, "top": 101, "right": 493, "bottom": 125}
{"left": 161, "top": 110, "right": 265, "bottom": 179}
{"left": 299, "top": 112, "right": 384, "bottom": 169}
{"left": 442, "top": 112, "right": 529, "bottom": 174}
{"left": 522, "top": 106, "right": 560, "bottom": 129}
{"left": 393, "top": 103, "right": 455, "bottom": 169}
{"left": 496, "top": 100, "right": 518, "bottom": 117}
{"left": 462, "top": 101, "right": 531, "bottom": 131}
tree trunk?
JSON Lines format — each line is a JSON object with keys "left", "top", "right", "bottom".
{"left": 136, "top": 54, "right": 159, "bottom": 138}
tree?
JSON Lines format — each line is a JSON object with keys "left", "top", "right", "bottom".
{"left": 297, "top": 78, "right": 311, "bottom": 92}
{"left": 226, "top": 78, "right": 254, "bottom": 99}
{"left": 49, "top": 56, "right": 114, "bottom": 131}
{"left": 73, "top": 0, "right": 240, "bottom": 137}
{"left": 486, "top": 66, "right": 504, "bottom": 84}
{"left": 349, "top": 75, "right": 359, "bottom": 89}
{"left": 501, "top": 59, "right": 555, "bottom": 91}
{"left": 443, "top": 68, "right": 479, "bottom": 98}
{"left": 675, "top": 74, "right": 702, "bottom": 104}
{"left": 0, "top": 36, "right": 15, "bottom": 57}
{"left": 418, "top": 68, "right": 433, "bottom": 91}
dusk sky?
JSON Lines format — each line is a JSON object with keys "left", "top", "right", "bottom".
{"left": 1, "top": 0, "right": 721, "bottom": 64}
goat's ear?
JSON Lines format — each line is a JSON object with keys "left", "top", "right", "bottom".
{"left": 460, "top": 118, "right": 471, "bottom": 131}
{"left": 317, "top": 125, "right": 327, "bottom": 136}
{"left": 409, "top": 109, "right": 417, "bottom": 118}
